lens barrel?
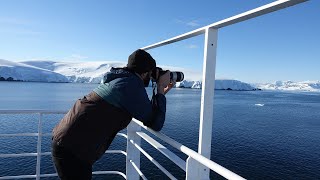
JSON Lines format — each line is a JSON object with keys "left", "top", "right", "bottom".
{"left": 170, "top": 72, "right": 184, "bottom": 82}
{"left": 152, "top": 67, "right": 184, "bottom": 82}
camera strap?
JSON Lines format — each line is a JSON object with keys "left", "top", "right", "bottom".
{"left": 151, "top": 81, "right": 158, "bottom": 107}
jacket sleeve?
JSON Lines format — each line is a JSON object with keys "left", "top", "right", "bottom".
{"left": 143, "top": 94, "right": 166, "bottom": 131}
{"left": 121, "top": 79, "right": 166, "bottom": 131}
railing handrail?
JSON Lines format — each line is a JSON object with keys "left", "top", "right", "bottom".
{"left": 0, "top": 171, "right": 127, "bottom": 180}
{"left": 141, "top": 0, "right": 308, "bottom": 51}
{"left": 132, "top": 119, "right": 246, "bottom": 180}
{"left": 0, "top": 110, "right": 67, "bottom": 114}
{"left": 1, "top": 110, "right": 243, "bottom": 179}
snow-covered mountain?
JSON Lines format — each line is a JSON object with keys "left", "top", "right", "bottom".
{"left": 256, "top": 80, "right": 320, "bottom": 92}
{"left": 0, "top": 59, "right": 68, "bottom": 82}
{"left": 21, "top": 60, "right": 126, "bottom": 83}
{"left": 0, "top": 59, "right": 256, "bottom": 90}
{"left": 1, "top": 59, "right": 319, "bottom": 92}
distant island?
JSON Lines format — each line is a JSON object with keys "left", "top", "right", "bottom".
{"left": 0, "top": 76, "right": 20, "bottom": 81}
{"left": 0, "top": 59, "right": 319, "bottom": 92}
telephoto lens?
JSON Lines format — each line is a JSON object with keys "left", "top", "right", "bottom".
{"left": 170, "top": 72, "right": 184, "bottom": 82}
{"left": 152, "top": 67, "right": 184, "bottom": 82}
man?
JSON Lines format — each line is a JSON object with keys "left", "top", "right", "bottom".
{"left": 51, "top": 49, "right": 174, "bottom": 179}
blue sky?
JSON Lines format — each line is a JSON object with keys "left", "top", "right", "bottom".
{"left": 0, "top": 0, "right": 319, "bottom": 83}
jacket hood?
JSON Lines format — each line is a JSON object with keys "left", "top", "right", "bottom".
{"left": 102, "top": 67, "right": 133, "bottom": 83}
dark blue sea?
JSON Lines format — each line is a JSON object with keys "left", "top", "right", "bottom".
{"left": 0, "top": 82, "right": 319, "bottom": 180}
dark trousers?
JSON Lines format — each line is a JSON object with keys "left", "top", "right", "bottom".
{"left": 52, "top": 141, "right": 92, "bottom": 180}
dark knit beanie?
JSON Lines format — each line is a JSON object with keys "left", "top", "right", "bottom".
{"left": 127, "top": 49, "right": 156, "bottom": 74}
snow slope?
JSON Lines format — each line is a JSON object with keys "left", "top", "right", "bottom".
{"left": 0, "top": 59, "right": 68, "bottom": 82}
{"left": 21, "top": 60, "right": 126, "bottom": 83}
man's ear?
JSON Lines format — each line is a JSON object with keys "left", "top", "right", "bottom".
{"left": 140, "top": 72, "right": 148, "bottom": 79}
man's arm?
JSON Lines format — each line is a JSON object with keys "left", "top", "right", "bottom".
{"left": 142, "top": 71, "right": 173, "bottom": 131}
{"left": 122, "top": 72, "right": 171, "bottom": 131}
{"left": 143, "top": 93, "right": 166, "bottom": 131}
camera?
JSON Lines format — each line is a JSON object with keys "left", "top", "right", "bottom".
{"left": 151, "top": 67, "right": 184, "bottom": 82}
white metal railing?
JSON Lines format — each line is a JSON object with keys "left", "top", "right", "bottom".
{"left": 129, "top": 119, "right": 246, "bottom": 180}
{"left": 138, "top": 0, "right": 308, "bottom": 179}
{"left": 0, "top": 110, "right": 245, "bottom": 179}
{"left": 0, "top": 110, "right": 127, "bottom": 180}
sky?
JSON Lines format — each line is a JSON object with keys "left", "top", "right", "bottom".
{"left": 0, "top": 0, "right": 319, "bottom": 83}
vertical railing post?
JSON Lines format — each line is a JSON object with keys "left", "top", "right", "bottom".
{"left": 186, "top": 156, "right": 199, "bottom": 180}
{"left": 36, "top": 113, "right": 43, "bottom": 180}
{"left": 126, "top": 120, "right": 141, "bottom": 180}
{"left": 186, "top": 27, "right": 218, "bottom": 180}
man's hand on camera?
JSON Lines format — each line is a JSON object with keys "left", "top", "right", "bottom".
{"left": 164, "top": 80, "right": 176, "bottom": 95}
{"left": 157, "top": 71, "right": 170, "bottom": 95}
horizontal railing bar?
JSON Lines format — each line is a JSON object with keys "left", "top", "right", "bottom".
{"left": 141, "top": 0, "right": 308, "bottom": 50}
{"left": 41, "top": 152, "right": 51, "bottom": 156}
{"left": 0, "top": 150, "right": 126, "bottom": 158}
{"left": 92, "top": 171, "right": 127, "bottom": 179}
{"left": 117, "top": 132, "right": 128, "bottom": 139}
{"left": 0, "top": 110, "right": 67, "bottom": 114}
{"left": 105, "top": 150, "right": 127, "bottom": 156}
{"left": 0, "top": 175, "right": 36, "bottom": 179}
{"left": 129, "top": 139, "right": 177, "bottom": 180}
{"left": 0, "top": 152, "right": 53, "bottom": 158}
{"left": 133, "top": 119, "right": 246, "bottom": 180}
{"left": 0, "top": 133, "right": 38, "bottom": 137}
{"left": 136, "top": 131, "right": 186, "bottom": 171}
{"left": 0, "top": 171, "right": 126, "bottom": 179}
{"left": 0, "top": 153, "right": 38, "bottom": 158}
{"left": 130, "top": 160, "right": 148, "bottom": 180}
{"left": 0, "top": 132, "right": 126, "bottom": 138}
{"left": 39, "top": 173, "right": 57, "bottom": 177}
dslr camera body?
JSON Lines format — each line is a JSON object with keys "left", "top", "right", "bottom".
{"left": 151, "top": 67, "right": 184, "bottom": 82}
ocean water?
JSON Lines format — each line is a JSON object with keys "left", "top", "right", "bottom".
{"left": 0, "top": 82, "right": 319, "bottom": 180}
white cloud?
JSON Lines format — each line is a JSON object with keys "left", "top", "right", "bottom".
{"left": 186, "top": 20, "right": 200, "bottom": 27}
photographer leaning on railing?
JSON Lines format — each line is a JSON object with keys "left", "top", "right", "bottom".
{"left": 51, "top": 49, "right": 178, "bottom": 180}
